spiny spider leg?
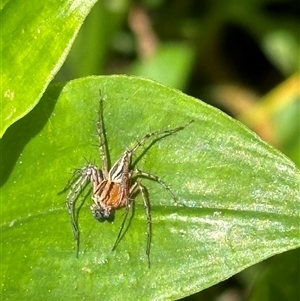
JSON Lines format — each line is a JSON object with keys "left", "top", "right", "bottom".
{"left": 130, "top": 120, "right": 193, "bottom": 155}
{"left": 66, "top": 171, "right": 89, "bottom": 256}
{"left": 111, "top": 198, "right": 132, "bottom": 252}
{"left": 97, "top": 91, "right": 108, "bottom": 178}
{"left": 66, "top": 164, "right": 101, "bottom": 255}
{"left": 138, "top": 181, "right": 152, "bottom": 268}
{"left": 133, "top": 168, "right": 178, "bottom": 204}
{"left": 111, "top": 181, "right": 152, "bottom": 267}
{"left": 107, "top": 120, "right": 194, "bottom": 183}
{"left": 71, "top": 188, "right": 91, "bottom": 257}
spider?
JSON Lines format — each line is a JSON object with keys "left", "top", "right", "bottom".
{"left": 64, "top": 92, "right": 193, "bottom": 267}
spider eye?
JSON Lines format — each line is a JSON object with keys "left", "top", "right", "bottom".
{"left": 91, "top": 205, "right": 114, "bottom": 222}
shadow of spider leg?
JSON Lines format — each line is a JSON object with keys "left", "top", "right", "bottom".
{"left": 66, "top": 164, "right": 102, "bottom": 257}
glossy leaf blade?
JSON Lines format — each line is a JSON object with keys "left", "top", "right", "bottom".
{"left": 1, "top": 76, "right": 299, "bottom": 300}
{"left": 0, "top": 0, "right": 97, "bottom": 137}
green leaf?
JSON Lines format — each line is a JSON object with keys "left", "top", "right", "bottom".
{"left": 130, "top": 43, "right": 195, "bottom": 90}
{"left": 0, "top": 0, "right": 98, "bottom": 137}
{"left": 1, "top": 76, "right": 299, "bottom": 300}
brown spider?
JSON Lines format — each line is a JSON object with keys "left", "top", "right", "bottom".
{"left": 64, "top": 92, "right": 192, "bottom": 267}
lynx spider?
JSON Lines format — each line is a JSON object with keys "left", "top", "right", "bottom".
{"left": 64, "top": 93, "right": 192, "bottom": 267}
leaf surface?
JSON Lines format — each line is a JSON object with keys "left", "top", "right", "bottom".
{"left": 0, "top": 0, "right": 97, "bottom": 137}
{"left": 1, "top": 76, "right": 299, "bottom": 300}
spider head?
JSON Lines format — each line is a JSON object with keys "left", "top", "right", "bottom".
{"left": 91, "top": 203, "right": 115, "bottom": 222}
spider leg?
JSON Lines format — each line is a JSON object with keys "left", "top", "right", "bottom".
{"left": 137, "top": 181, "right": 152, "bottom": 268}
{"left": 129, "top": 120, "right": 193, "bottom": 154}
{"left": 58, "top": 168, "right": 85, "bottom": 195}
{"left": 97, "top": 90, "right": 109, "bottom": 178}
{"left": 133, "top": 168, "right": 180, "bottom": 205}
{"left": 111, "top": 202, "right": 132, "bottom": 252}
{"left": 111, "top": 181, "right": 152, "bottom": 268}
{"left": 66, "top": 172, "right": 89, "bottom": 257}
{"left": 66, "top": 164, "right": 101, "bottom": 257}
{"left": 111, "top": 182, "right": 137, "bottom": 253}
